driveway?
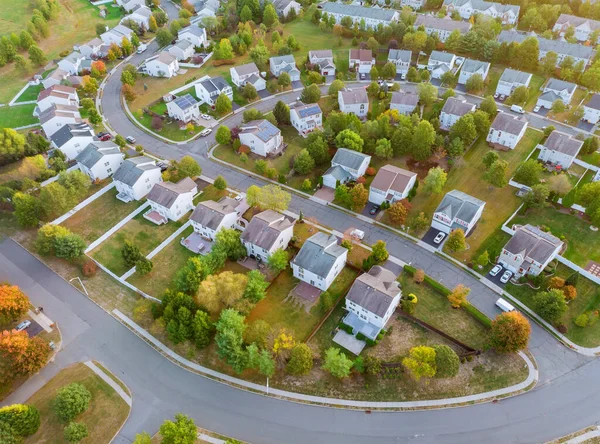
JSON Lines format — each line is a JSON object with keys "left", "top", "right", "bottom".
{"left": 25, "top": 320, "right": 43, "bottom": 337}
{"left": 577, "top": 120, "right": 595, "bottom": 132}
{"left": 257, "top": 89, "right": 272, "bottom": 99}
{"left": 313, "top": 186, "right": 334, "bottom": 202}
{"left": 291, "top": 80, "right": 303, "bottom": 90}
{"left": 486, "top": 264, "right": 511, "bottom": 288}
{"left": 421, "top": 227, "right": 446, "bottom": 249}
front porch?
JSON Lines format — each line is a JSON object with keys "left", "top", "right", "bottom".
{"left": 143, "top": 209, "right": 168, "bottom": 225}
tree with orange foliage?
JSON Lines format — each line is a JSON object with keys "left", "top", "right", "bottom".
{"left": 490, "top": 311, "right": 531, "bottom": 352}
{"left": 448, "top": 284, "right": 470, "bottom": 308}
{"left": 0, "top": 330, "right": 50, "bottom": 382}
{"left": 387, "top": 199, "right": 412, "bottom": 225}
{"left": 0, "top": 285, "right": 30, "bottom": 323}
{"left": 90, "top": 60, "right": 106, "bottom": 79}
{"left": 563, "top": 285, "right": 577, "bottom": 301}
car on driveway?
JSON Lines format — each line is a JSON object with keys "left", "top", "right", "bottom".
{"left": 499, "top": 94, "right": 506, "bottom": 101}
{"left": 369, "top": 205, "right": 379, "bottom": 215}
{"left": 16, "top": 320, "right": 31, "bottom": 331}
{"left": 350, "top": 229, "right": 365, "bottom": 240}
{"left": 126, "top": 136, "right": 136, "bottom": 144}
{"left": 500, "top": 270, "right": 513, "bottom": 284}
{"left": 360, "top": 73, "right": 366, "bottom": 80}
{"left": 98, "top": 133, "right": 112, "bottom": 141}
{"left": 200, "top": 114, "right": 211, "bottom": 120}
{"left": 533, "top": 105, "right": 541, "bottom": 113}
{"left": 433, "top": 232, "right": 446, "bottom": 244}
{"left": 490, "top": 264, "right": 502, "bottom": 276}
{"left": 493, "top": 93, "right": 499, "bottom": 99}
{"left": 200, "top": 128, "right": 212, "bottom": 137}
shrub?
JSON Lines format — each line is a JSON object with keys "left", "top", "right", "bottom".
{"left": 0, "top": 404, "right": 40, "bottom": 436}
{"left": 136, "top": 257, "right": 153, "bottom": 275}
{"left": 548, "top": 276, "right": 565, "bottom": 289}
{"left": 364, "top": 355, "right": 382, "bottom": 376}
{"left": 52, "top": 383, "right": 92, "bottom": 423}
{"left": 213, "top": 175, "right": 227, "bottom": 190}
{"left": 301, "top": 179, "right": 312, "bottom": 191}
{"left": 338, "top": 322, "right": 354, "bottom": 334}
{"left": 433, "top": 345, "right": 460, "bottom": 378}
{"left": 563, "top": 285, "right": 577, "bottom": 301}
{"left": 400, "top": 298, "right": 416, "bottom": 315}
{"left": 414, "top": 269, "right": 425, "bottom": 284}
{"left": 286, "top": 343, "right": 313, "bottom": 375}
{"left": 63, "top": 422, "right": 88, "bottom": 443}
{"left": 365, "top": 167, "right": 376, "bottom": 176}
{"left": 238, "top": 144, "right": 250, "bottom": 154}
{"left": 81, "top": 259, "right": 97, "bottom": 277}
{"left": 575, "top": 313, "right": 589, "bottom": 327}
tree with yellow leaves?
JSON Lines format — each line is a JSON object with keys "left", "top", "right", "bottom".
{"left": 195, "top": 271, "right": 248, "bottom": 316}
{"left": 448, "top": 284, "right": 470, "bottom": 308}
{"left": 0, "top": 285, "right": 30, "bottom": 323}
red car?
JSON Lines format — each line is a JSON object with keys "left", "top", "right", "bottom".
{"left": 98, "top": 133, "right": 112, "bottom": 141}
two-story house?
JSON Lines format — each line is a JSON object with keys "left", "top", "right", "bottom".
{"left": 308, "top": 50, "right": 336, "bottom": 76}
{"left": 77, "top": 38, "right": 104, "bottom": 58}
{"left": 498, "top": 224, "right": 564, "bottom": 278}
{"left": 537, "top": 130, "right": 584, "bottom": 170}
{"left": 230, "top": 62, "right": 266, "bottom": 91}
{"left": 583, "top": 94, "right": 600, "bottom": 124}
{"left": 190, "top": 196, "right": 240, "bottom": 240}
{"left": 40, "top": 104, "right": 82, "bottom": 138}
{"left": 458, "top": 58, "right": 490, "bottom": 85}
{"left": 113, "top": 156, "right": 162, "bottom": 202}
{"left": 241, "top": 210, "right": 295, "bottom": 262}
{"left": 536, "top": 78, "right": 577, "bottom": 110}
{"left": 75, "top": 141, "right": 125, "bottom": 181}
{"left": 177, "top": 25, "right": 208, "bottom": 48}
{"left": 322, "top": 148, "right": 371, "bottom": 189}
{"left": 439, "top": 97, "right": 475, "bottom": 131}
{"left": 145, "top": 177, "right": 197, "bottom": 224}
{"left": 553, "top": 14, "right": 600, "bottom": 42}
{"left": 289, "top": 102, "right": 323, "bottom": 135}
{"left": 291, "top": 232, "right": 348, "bottom": 291}
{"left": 432, "top": 189, "right": 486, "bottom": 235}
{"left": 116, "top": 0, "right": 146, "bottom": 12}
{"left": 145, "top": 51, "right": 180, "bottom": 78}
{"left": 42, "top": 68, "right": 69, "bottom": 89}
{"left": 338, "top": 87, "right": 369, "bottom": 118}
{"left": 100, "top": 24, "right": 134, "bottom": 46}
{"left": 368, "top": 164, "right": 417, "bottom": 205}
{"left": 36, "top": 85, "right": 79, "bottom": 116}
{"left": 486, "top": 112, "right": 528, "bottom": 150}
{"left": 390, "top": 91, "right": 419, "bottom": 115}
{"left": 495, "top": 68, "right": 532, "bottom": 97}
{"left": 321, "top": 3, "right": 399, "bottom": 29}
{"left": 50, "top": 123, "right": 95, "bottom": 160}
{"left": 349, "top": 49, "right": 375, "bottom": 74}
{"left": 121, "top": 4, "right": 152, "bottom": 29}
{"left": 57, "top": 51, "right": 86, "bottom": 75}
{"left": 166, "top": 94, "right": 200, "bottom": 123}
{"left": 414, "top": 15, "right": 471, "bottom": 42}
{"left": 269, "top": 55, "right": 300, "bottom": 81}
{"left": 443, "top": 0, "right": 520, "bottom": 25}
{"left": 238, "top": 119, "right": 285, "bottom": 157}
{"left": 272, "top": 0, "right": 302, "bottom": 17}
{"left": 387, "top": 49, "right": 412, "bottom": 77}
{"left": 427, "top": 51, "right": 456, "bottom": 79}
{"left": 168, "top": 40, "right": 195, "bottom": 61}
{"left": 194, "top": 76, "right": 233, "bottom": 106}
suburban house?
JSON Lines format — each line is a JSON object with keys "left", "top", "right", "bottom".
{"left": 290, "top": 102, "right": 323, "bottom": 135}
{"left": 583, "top": 94, "right": 600, "bottom": 124}
{"left": 194, "top": 76, "right": 233, "bottom": 106}
{"left": 269, "top": 55, "right": 300, "bottom": 81}
{"left": 552, "top": 14, "right": 600, "bottom": 42}
{"left": 427, "top": 51, "right": 456, "bottom": 79}
{"left": 443, "top": 0, "right": 520, "bottom": 25}
{"left": 495, "top": 68, "right": 532, "bottom": 97}
{"left": 308, "top": 50, "right": 336, "bottom": 76}
{"left": 75, "top": 141, "right": 125, "bottom": 181}
{"left": 387, "top": 49, "right": 412, "bottom": 76}
{"left": 177, "top": 25, "right": 208, "bottom": 48}
{"left": 291, "top": 232, "right": 348, "bottom": 291}
{"left": 58, "top": 51, "right": 86, "bottom": 75}
{"left": 498, "top": 30, "right": 594, "bottom": 67}
{"left": 121, "top": 4, "right": 152, "bottom": 28}
{"left": 322, "top": 148, "right": 371, "bottom": 189}
{"left": 414, "top": 15, "right": 471, "bottom": 42}
{"left": 50, "top": 123, "right": 95, "bottom": 160}
{"left": 321, "top": 3, "right": 400, "bottom": 29}
{"left": 536, "top": 78, "right": 577, "bottom": 109}
{"left": 78, "top": 37, "right": 104, "bottom": 58}
{"left": 168, "top": 40, "right": 195, "bottom": 61}
{"left": 230, "top": 62, "right": 266, "bottom": 91}
{"left": 100, "top": 24, "right": 134, "bottom": 46}
{"left": 144, "top": 52, "right": 179, "bottom": 78}
{"left": 458, "top": 58, "right": 490, "bottom": 85}
{"left": 499, "top": 224, "right": 564, "bottom": 278}
{"left": 390, "top": 91, "right": 419, "bottom": 115}
{"left": 36, "top": 85, "right": 79, "bottom": 115}
{"left": 272, "top": 0, "right": 302, "bottom": 17}
{"left": 338, "top": 87, "right": 369, "bottom": 118}
{"left": 238, "top": 119, "right": 285, "bottom": 157}
{"left": 166, "top": 94, "right": 200, "bottom": 123}
{"left": 344, "top": 266, "right": 401, "bottom": 342}
{"left": 349, "top": 49, "right": 375, "bottom": 74}
{"left": 432, "top": 189, "right": 486, "bottom": 235}
{"left": 116, "top": 0, "right": 146, "bottom": 12}
{"left": 40, "top": 104, "right": 82, "bottom": 138}
{"left": 439, "top": 97, "right": 476, "bottom": 131}
{"left": 486, "top": 112, "right": 528, "bottom": 150}
{"left": 399, "top": 0, "right": 425, "bottom": 10}
{"left": 537, "top": 130, "right": 584, "bottom": 170}
{"left": 145, "top": 177, "right": 197, "bottom": 224}
{"left": 190, "top": 197, "right": 240, "bottom": 241}
{"left": 240, "top": 210, "right": 295, "bottom": 262}
{"left": 113, "top": 156, "right": 162, "bottom": 202}
{"left": 42, "top": 68, "right": 68, "bottom": 89}
{"left": 368, "top": 164, "right": 417, "bottom": 205}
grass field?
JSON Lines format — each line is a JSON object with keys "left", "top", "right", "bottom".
{"left": 133, "top": 108, "right": 204, "bottom": 142}
{"left": 14, "top": 84, "right": 43, "bottom": 103}
{"left": 0, "top": 104, "right": 38, "bottom": 128}
{"left": 524, "top": 74, "right": 547, "bottom": 111}
{"left": 24, "top": 362, "right": 129, "bottom": 444}
{"left": 579, "top": 151, "right": 600, "bottom": 167}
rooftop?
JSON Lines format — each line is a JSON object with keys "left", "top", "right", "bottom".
{"left": 241, "top": 210, "right": 295, "bottom": 250}
{"left": 339, "top": 87, "right": 369, "bottom": 105}
{"left": 388, "top": 49, "right": 411, "bottom": 62}
{"left": 461, "top": 58, "right": 490, "bottom": 74}
{"left": 232, "top": 62, "right": 260, "bottom": 76}
{"left": 542, "top": 131, "right": 584, "bottom": 157}
{"left": 504, "top": 224, "right": 563, "bottom": 264}
{"left": 499, "top": 68, "right": 532, "bottom": 85}
{"left": 498, "top": 30, "right": 594, "bottom": 59}
{"left": 321, "top": 2, "right": 398, "bottom": 21}
{"left": 545, "top": 78, "right": 577, "bottom": 94}
{"left": 292, "top": 232, "right": 347, "bottom": 279}
{"left": 50, "top": 123, "right": 93, "bottom": 147}
{"left": 429, "top": 50, "right": 455, "bottom": 63}
{"left": 346, "top": 266, "right": 400, "bottom": 318}
{"left": 113, "top": 156, "right": 159, "bottom": 186}
{"left": 291, "top": 102, "right": 322, "bottom": 119}
{"left": 415, "top": 15, "right": 471, "bottom": 32}
{"left": 75, "top": 142, "right": 122, "bottom": 168}
{"left": 172, "top": 94, "right": 198, "bottom": 111}
{"left": 331, "top": 148, "right": 371, "bottom": 171}
{"left": 441, "top": 97, "right": 475, "bottom": 117}
{"left": 147, "top": 177, "right": 197, "bottom": 208}
{"left": 490, "top": 112, "right": 527, "bottom": 135}
{"left": 435, "top": 189, "right": 485, "bottom": 226}
{"left": 390, "top": 91, "right": 419, "bottom": 107}
{"left": 240, "top": 119, "right": 281, "bottom": 142}
{"left": 190, "top": 196, "right": 239, "bottom": 230}
{"left": 370, "top": 164, "right": 417, "bottom": 193}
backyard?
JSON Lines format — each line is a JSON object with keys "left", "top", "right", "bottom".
{"left": 14, "top": 84, "right": 43, "bottom": 103}
{"left": 132, "top": 105, "right": 205, "bottom": 142}
{"left": 0, "top": 103, "right": 38, "bottom": 128}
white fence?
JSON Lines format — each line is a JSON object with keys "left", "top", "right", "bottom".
{"left": 51, "top": 181, "right": 116, "bottom": 225}
{"left": 91, "top": 257, "right": 161, "bottom": 303}
{"left": 40, "top": 164, "right": 79, "bottom": 188}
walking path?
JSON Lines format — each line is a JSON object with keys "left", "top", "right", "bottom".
{"left": 52, "top": 181, "right": 116, "bottom": 225}
{"left": 564, "top": 427, "right": 600, "bottom": 444}
{"left": 84, "top": 361, "right": 132, "bottom": 406}
{"left": 28, "top": 309, "right": 54, "bottom": 333}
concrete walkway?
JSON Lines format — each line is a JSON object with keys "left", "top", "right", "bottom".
{"left": 28, "top": 309, "right": 54, "bottom": 333}
{"left": 52, "top": 181, "right": 116, "bottom": 225}
{"left": 564, "top": 427, "right": 600, "bottom": 444}
{"left": 84, "top": 361, "right": 132, "bottom": 406}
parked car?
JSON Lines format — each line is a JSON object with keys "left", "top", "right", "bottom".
{"left": 369, "top": 205, "right": 379, "bottom": 215}
{"left": 500, "top": 270, "right": 513, "bottom": 284}
{"left": 126, "top": 136, "right": 136, "bottom": 144}
{"left": 16, "top": 320, "right": 31, "bottom": 331}
{"left": 360, "top": 73, "right": 366, "bottom": 80}
{"left": 200, "top": 113, "right": 211, "bottom": 120}
{"left": 495, "top": 298, "right": 515, "bottom": 312}
{"left": 490, "top": 264, "right": 502, "bottom": 276}
{"left": 157, "top": 161, "right": 169, "bottom": 172}
{"left": 493, "top": 93, "right": 499, "bottom": 99}
{"left": 510, "top": 105, "right": 525, "bottom": 114}
{"left": 350, "top": 229, "right": 365, "bottom": 240}
{"left": 433, "top": 232, "right": 445, "bottom": 244}
{"left": 499, "top": 94, "right": 506, "bottom": 101}
{"left": 533, "top": 105, "right": 541, "bottom": 113}
{"left": 99, "top": 133, "right": 112, "bottom": 141}
{"left": 234, "top": 195, "right": 243, "bottom": 202}
{"left": 200, "top": 128, "right": 212, "bottom": 137}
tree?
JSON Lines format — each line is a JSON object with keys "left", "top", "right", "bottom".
{"left": 0, "top": 330, "right": 49, "bottom": 382}
{"left": 121, "top": 70, "right": 135, "bottom": 86}
{"left": 322, "top": 347, "right": 353, "bottom": 378}
{"left": 263, "top": 3, "right": 278, "bottom": 28}
{"left": 267, "top": 248, "right": 289, "bottom": 274}
{"left": 440, "top": 71, "right": 457, "bottom": 88}
{"left": 370, "top": 240, "right": 389, "bottom": 263}
{"left": 122, "top": 84, "right": 136, "bottom": 102}
{"left": 215, "top": 228, "right": 246, "bottom": 261}
{"left": 477, "top": 250, "right": 490, "bottom": 267}
{"left": 273, "top": 100, "right": 290, "bottom": 125}
{"left": 156, "top": 28, "right": 174, "bottom": 47}
{"left": 411, "top": 120, "right": 436, "bottom": 161}
{"left": 286, "top": 343, "right": 313, "bottom": 375}
{"left": 445, "top": 229, "right": 466, "bottom": 253}
{"left": 307, "top": 71, "right": 322, "bottom": 85}
{"left": 328, "top": 79, "right": 345, "bottom": 96}
{"left": 215, "top": 93, "right": 232, "bottom": 114}
{"left": 277, "top": 71, "right": 291, "bottom": 88}
{"left": 0, "top": 285, "right": 30, "bottom": 323}
{"left": 514, "top": 37, "right": 539, "bottom": 71}
{"left": 387, "top": 200, "right": 409, "bottom": 225}
{"left": 448, "top": 284, "right": 470, "bottom": 308}
{"left": 148, "top": 14, "right": 158, "bottom": 32}
{"left": 159, "top": 413, "right": 197, "bottom": 444}
{"left": 240, "top": 5, "right": 252, "bottom": 22}
{"left": 136, "top": 257, "right": 153, "bottom": 275}
{"left": 484, "top": 159, "right": 508, "bottom": 188}
{"left": 52, "top": 383, "right": 91, "bottom": 422}
{"left": 122, "top": 240, "right": 141, "bottom": 268}
{"left": 175, "top": 156, "right": 202, "bottom": 179}
{"left": 54, "top": 233, "right": 86, "bottom": 260}
{"left": 482, "top": 150, "right": 499, "bottom": 169}
{"left": 213, "top": 175, "right": 227, "bottom": 190}
{"left": 534, "top": 288, "right": 568, "bottom": 323}
{"left": 12, "top": 193, "right": 40, "bottom": 227}
{"left": 63, "top": 422, "right": 88, "bottom": 443}
{"left": 35, "top": 224, "right": 69, "bottom": 256}
{"left": 300, "top": 84, "right": 321, "bottom": 104}
{"left": 215, "top": 309, "right": 248, "bottom": 373}
{"left": 121, "top": 37, "right": 133, "bottom": 56}
{"left": 579, "top": 182, "right": 600, "bottom": 226}
{"left": 406, "top": 67, "right": 419, "bottom": 82}
{"left": 403, "top": 346, "right": 436, "bottom": 381}
{"left": 374, "top": 138, "right": 393, "bottom": 159}
{"left": 541, "top": 51, "right": 558, "bottom": 75}
{"left": 522, "top": 184, "right": 550, "bottom": 209}
{"left": 510, "top": 86, "right": 529, "bottom": 105}
{"left": 350, "top": 183, "right": 368, "bottom": 211}
{"left": 306, "top": 135, "right": 329, "bottom": 165}
{"left": 215, "top": 126, "right": 232, "bottom": 146}
{"left": 242, "top": 270, "right": 268, "bottom": 304}
{"left": 514, "top": 159, "right": 543, "bottom": 186}
{"left": 191, "top": 310, "right": 213, "bottom": 349}
{"left": 490, "top": 311, "right": 531, "bottom": 353}
{"left": 433, "top": 345, "right": 459, "bottom": 378}
{"left": 294, "top": 149, "right": 315, "bottom": 174}
{"left": 381, "top": 62, "right": 396, "bottom": 80}
{"left": 0, "top": 404, "right": 40, "bottom": 437}
{"left": 28, "top": 45, "right": 46, "bottom": 66}
{"left": 335, "top": 129, "right": 364, "bottom": 153}
{"left": 417, "top": 82, "right": 437, "bottom": 106}
{"left": 241, "top": 82, "right": 258, "bottom": 101}
{"left": 449, "top": 114, "right": 477, "bottom": 147}
{"left": 81, "top": 75, "right": 98, "bottom": 96}
{"left": 249, "top": 43, "right": 270, "bottom": 67}
{"left": 551, "top": 99, "right": 565, "bottom": 114}
{"left": 479, "top": 95, "right": 497, "bottom": 117}
{"left": 249, "top": 184, "right": 291, "bottom": 211}
{"left": 465, "top": 73, "right": 483, "bottom": 93}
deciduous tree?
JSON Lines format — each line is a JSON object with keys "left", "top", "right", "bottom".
{"left": 448, "top": 284, "right": 470, "bottom": 308}
{"left": 350, "top": 183, "right": 368, "bottom": 211}
{"left": 484, "top": 159, "right": 509, "bottom": 188}
{"left": 215, "top": 309, "right": 248, "bottom": 373}
{"left": 423, "top": 167, "right": 447, "bottom": 194}
{"left": 433, "top": 344, "right": 459, "bottom": 378}
{"left": 0, "top": 285, "right": 30, "bottom": 323}
{"left": 533, "top": 288, "right": 567, "bottom": 323}
{"left": 402, "top": 345, "right": 436, "bottom": 381}
{"left": 0, "top": 404, "right": 40, "bottom": 437}
{"left": 286, "top": 343, "right": 313, "bottom": 375}
{"left": 268, "top": 248, "right": 289, "bottom": 274}
{"left": 294, "top": 149, "right": 315, "bottom": 174}
{"left": 445, "top": 228, "right": 467, "bottom": 252}
{"left": 490, "top": 311, "right": 531, "bottom": 352}
{"left": 514, "top": 159, "right": 543, "bottom": 186}
{"left": 387, "top": 200, "right": 409, "bottom": 225}
{"left": 322, "top": 347, "right": 353, "bottom": 378}
{"left": 215, "top": 93, "right": 232, "bottom": 114}
{"left": 52, "top": 383, "right": 91, "bottom": 422}
{"left": 159, "top": 413, "right": 197, "bottom": 444}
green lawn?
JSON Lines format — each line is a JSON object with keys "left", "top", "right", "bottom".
{"left": 579, "top": 151, "right": 600, "bottom": 167}
{"left": 524, "top": 74, "right": 547, "bottom": 111}
{"left": 0, "top": 104, "right": 38, "bottom": 128}
{"left": 484, "top": 67, "right": 503, "bottom": 97}
{"left": 0, "top": 0, "right": 31, "bottom": 37}
{"left": 133, "top": 108, "right": 204, "bottom": 142}
{"left": 193, "top": 184, "right": 229, "bottom": 205}
{"left": 14, "top": 84, "right": 43, "bottom": 103}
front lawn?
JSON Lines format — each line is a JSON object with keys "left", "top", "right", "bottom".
{"left": 524, "top": 74, "right": 547, "bottom": 111}
{"left": 193, "top": 184, "right": 229, "bottom": 205}
{"left": 484, "top": 67, "right": 503, "bottom": 97}
{"left": 14, "top": 84, "right": 43, "bottom": 103}
{"left": 0, "top": 103, "right": 38, "bottom": 128}
{"left": 133, "top": 108, "right": 204, "bottom": 142}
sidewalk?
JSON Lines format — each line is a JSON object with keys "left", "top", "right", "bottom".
{"left": 28, "top": 309, "right": 54, "bottom": 333}
{"left": 84, "top": 361, "right": 132, "bottom": 406}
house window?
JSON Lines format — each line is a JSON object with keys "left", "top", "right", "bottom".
{"left": 145, "top": 178, "right": 150, "bottom": 183}
{"left": 104, "top": 162, "right": 110, "bottom": 166}
{"left": 107, "top": 168, "right": 112, "bottom": 173}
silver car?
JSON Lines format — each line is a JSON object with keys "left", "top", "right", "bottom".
{"left": 500, "top": 270, "right": 513, "bottom": 284}
{"left": 490, "top": 264, "right": 502, "bottom": 276}
{"left": 16, "top": 320, "right": 31, "bottom": 331}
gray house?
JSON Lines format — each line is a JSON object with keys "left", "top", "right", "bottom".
{"left": 322, "top": 148, "right": 371, "bottom": 188}
{"left": 390, "top": 91, "right": 419, "bottom": 115}
{"left": 495, "top": 68, "right": 532, "bottom": 97}
{"left": 269, "top": 55, "right": 300, "bottom": 81}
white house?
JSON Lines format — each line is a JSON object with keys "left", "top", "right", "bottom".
{"left": 495, "top": 68, "right": 532, "bottom": 97}
{"left": 427, "top": 51, "right": 456, "bottom": 79}
{"left": 291, "top": 232, "right": 348, "bottom": 291}
{"left": 75, "top": 141, "right": 124, "bottom": 181}
{"left": 145, "top": 177, "right": 197, "bottom": 224}
{"left": 583, "top": 94, "right": 600, "bottom": 124}
{"left": 272, "top": 0, "right": 302, "bottom": 17}
{"left": 50, "top": 123, "right": 95, "bottom": 160}
{"left": 536, "top": 78, "right": 577, "bottom": 110}
{"left": 344, "top": 266, "right": 401, "bottom": 341}
{"left": 168, "top": 40, "right": 195, "bottom": 61}
{"left": 439, "top": 97, "right": 475, "bottom": 131}
{"left": 190, "top": 196, "right": 239, "bottom": 240}
{"left": 399, "top": 0, "right": 425, "bottom": 10}
{"left": 387, "top": 49, "right": 412, "bottom": 76}
{"left": 121, "top": 4, "right": 152, "bottom": 29}
{"left": 537, "top": 130, "right": 584, "bottom": 170}
{"left": 338, "top": 88, "right": 369, "bottom": 118}
{"left": 100, "top": 24, "right": 134, "bottom": 46}
{"left": 240, "top": 210, "right": 295, "bottom": 262}
{"left": 322, "top": 148, "right": 371, "bottom": 189}
{"left": 368, "top": 164, "right": 417, "bottom": 205}
{"left": 349, "top": 49, "right": 375, "bottom": 74}
{"left": 390, "top": 91, "right": 419, "bottom": 115}
{"left": 553, "top": 14, "right": 600, "bottom": 42}
{"left": 238, "top": 119, "right": 285, "bottom": 157}
{"left": 432, "top": 189, "right": 485, "bottom": 235}
{"left": 269, "top": 55, "right": 300, "bottom": 81}
{"left": 145, "top": 51, "right": 180, "bottom": 78}
{"left": 308, "top": 50, "right": 336, "bottom": 76}
{"left": 194, "top": 76, "right": 233, "bottom": 106}
{"left": 40, "top": 104, "right": 82, "bottom": 138}
{"left": 414, "top": 15, "right": 471, "bottom": 42}
{"left": 458, "top": 58, "right": 490, "bottom": 85}
{"left": 166, "top": 94, "right": 200, "bottom": 123}
{"left": 177, "top": 25, "right": 208, "bottom": 48}
{"left": 321, "top": 3, "right": 400, "bottom": 29}
{"left": 42, "top": 68, "right": 69, "bottom": 89}
{"left": 36, "top": 85, "right": 79, "bottom": 115}
{"left": 117, "top": 0, "right": 146, "bottom": 13}
{"left": 113, "top": 156, "right": 162, "bottom": 202}
{"left": 443, "top": 0, "right": 520, "bottom": 25}
{"left": 230, "top": 62, "right": 266, "bottom": 91}
{"left": 77, "top": 38, "right": 104, "bottom": 58}
{"left": 498, "top": 224, "right": 563, "bottom": 278}
{"left": 290, "top": 102, "right": 323, "bottom": 135}
{"left": 486, "top": 112, "right": 528, "bottom": 150}
{"left": 58, "top": 51, "right": 86, "bottom": 75}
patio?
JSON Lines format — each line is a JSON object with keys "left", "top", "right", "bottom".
{"left": 143, "top": 209, "right": 168, "bottom": 225}
{"left": 294, "top": 281, "right": 322, "bottom": 304}
{"left": 180, "top": 231, "right": 213, "bottom": 255}
{"left": 116, "top": 191, "right": 134, "bottom": 203}
{"left": 332, "top": 329, "right": 366, "bottom": 355}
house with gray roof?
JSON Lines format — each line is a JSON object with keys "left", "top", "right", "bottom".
{"left": 432, "top": 189, "right": 485, "bottom": 235}
{"left": 458, "top": 58, "right": 490, "bottom": 85}
{"left": 443, "top": 0, "right": 520, "bottom": 25}
{"left": 145, "top": 177, "right": 197, "bottom": 224}
{"left": 145, "top": 51, "right": 180, "bottom": 78}
{"left": 76, "top": 141, "right": 124, "bottom": 182}
{"left": 321, "top": 3, "right": 399, "bottom": 29}
{"left": 368, "top": 164, "right": 417, "bottom": 205}
{"left": 166, "top": 94, "right": 200, "bottom": 123}
{"left": 553, "top": 14, "right": 600, "bottom": 42}
{"left": 427, "top": 51, "right": 456, "bottom": 79}
{"left": 194, "top": 76, "right": 233, "bottom": 106}
{"left": 536, "top": 78, "right": 577, "bottom": 110}
{"left": 537, "top": 130, "right": 583, "bottom": 170}
{"left": 239, "top": 119, "right": 284, "bottom": 157}
{"left": 121, "top": 4, "right": 152, "bottom": 29}
{"left": 190, "top": 196, "right": 240, "bottom": 240}
{"left": 272, "top": 0, "right": 301, "bottom": 17}
{"left": 495, "top": 68, "right": 532, "bottom": 97}
{"left": 338, "top": 87, "right": 369, "bottom": 118}
{"left": 78, "top": 37, "right": 104, "bottom": 57}
{"left": 583, "top": 94, "right": 600, "bottom": 124}
{"left": 291, "top": 232, "right": 348, "bottom": 291}
{"left": 308, "top": 50, "right": 336, "bottom": 76}
{"left": 290, "top": 101, "right": 323, "bottom": 135}
{"left": 387, "top": 49, "right": 412, "bottom": 76}
{"left": 51, "top": 123, "right": 95, "bottom": 160}
{"left": 390, "top": 91, "right": 419, "bottom": 115}
{"left": 499, "top": 224, "right": 563, "bottom": 278}
{"left": 168, "top": 39, "right": 195, "bottom": 61}
{"left": 486, "top": 112, "right": 528, "bottom": 150}
{"left": 415, "top": 15, "right": 471, "bottom": 42}
{"left": 36, "top": 84, "right": 79, "bottom": 116}
{"left": 57, "top": 51, "right": 86, "bottom": 75}
{"left": 113, "top": 156, "right": 162, "bottom": 202}
{"left": 322, "top": 148, "right": 371, "bottom": 189}
{"left": 269, "top": 55, "right": 300, "bottom": 81}
{"left": 439, "top": 97, "right": 475, "bottom": 130}
{"left": 100, "top": 24, "right": 134, "bottom": 46}
{"left": 40, "top": 104, "right": 82, "bottom": 139}
{"left": 177, "top": 25, "right": 208, "bottom": 48}
{"left": 230, "top": 62, "right": 266, "bottom": 91}
{"left": 42, "top": 68, "right": 69, "bottom": 89}
{"left": 241, "top": 210, "right": 295, "bottom": 262}
{"left": 116, "top": 0, "right": 145, "bottom": 13}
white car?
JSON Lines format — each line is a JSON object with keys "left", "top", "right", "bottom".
{"left": 16, "top": 320, "right": 31, "bottom": 331}
{"left": 199, "top": 128, "right": 212, "bottom": 137}
{"left": 533, "top": 105, "right": 541, "bottom": 113}
{"left": 200, "top": 114, "right": 211, "bottom": 120}
{"left": 350, "top": 229, "right": 365, "bottom": 240}
{"left": 234, "top": 195, "right": 243, "bottom": 202}
{"left": 136, "top": 44, "right": 147, "bottom": 54}
{"left": 433, "top": 232, "right": 445, "bottom": 244}
{"left": 490, "top": 264, "right": 502, "bottom": 276}
{"left": 500, "top": 270, "right": 513, "bottom": 284}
